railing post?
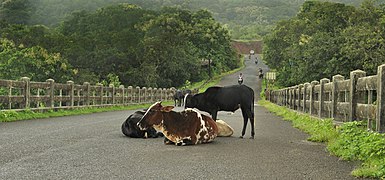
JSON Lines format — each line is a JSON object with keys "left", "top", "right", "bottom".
{"left": 331, "top": 75, "right": 344, "bottom": 120}
{"left": 310, "top": 81, "right": 319, "bottom": 116}
{"left": 303, "top": 83, "right": 310, "bottom": 112}
{"left": 46, "top": 79, "right": 55, "bottom": 109}
{"left": 319, "top": 78, "right": 330, "bottom": 118}
{"left": 21, "top": 77, "right": 30, "bottom": 109}
{"left": 136, "top": 86, "right": 140, "bottom": 103}
{"left": 148, "top": 87, "right": 153, "bottom": 102}
{"left": 349, "top": 70, "right": 366, "bottom": 121}
{"left": 285, "top": 88, "right": 289, "bottom": 107}
{"left": 84, "top": 82, "right": 90, "bottom": 106}
{"left": 119, "top": 85, "right": 125, "bottom": 105}
{"left": 110, "top": 84, "right": 115, "bottom": 105}
{"left": 67, "top": 81, "right": 74, "bottom": 107}
{"left": 97, "top": 83, "right": 103, "bottom": 105}
{"left": 293, "top": 86, "right": 297, "bottom": 109}
{"left": 298, "top": 84, "right": 303, "bottom": 111}
{"left": 376, "top": 64, "right": 385, "bottom": 132}
{"left": 290, "top": 87, "right": 293, "bottom": 109}
{"left": 128, "top": 86, "right": 133, "bottom": 104}
{"left": 283, "top": 88, "right": 289, "bottom": 107}
{"left": 143, "top": 87, "right": 148, "bottom": 103}
{"left": 160, "top": 88, "right": 165, "bottom": 101}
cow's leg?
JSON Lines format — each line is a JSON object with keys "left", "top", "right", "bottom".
{"left": 212, "top": 111, "right": 218, "bottom": 121}
{"left": 177, "top": 139, "right": 193, "bottom": 146}
{"left": 249, "top": 112, "right": 255, "bottom": 139}
{"left": 164, "top": 137, "right": 174, "bottom": 145}
{"left": 240, "top": 110, "right": 248, "bottom": 138}
{"left": 246, "top": 108, "right": 255, "bottom": 139}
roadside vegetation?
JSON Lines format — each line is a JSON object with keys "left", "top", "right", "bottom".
{"left": 259, "top": 98, "right": 385, "bottom": 178}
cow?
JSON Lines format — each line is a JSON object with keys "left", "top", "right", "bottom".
{"left": 184, "top": 84, "right": 255, "bottom": 139}
{"left": 137, "top": 101, "right": 218, "bottom": 146}
{"left": 121, "top": 111, "right": 163, "bottom": 138}
{"left": 216, "top": 120, "right": 234, "bottom": 137}
{"left": 173, "top": 89, "right": 193, "bottom": 107}
{"left": 173, "top": 90, "right": 184, "bottom": 107}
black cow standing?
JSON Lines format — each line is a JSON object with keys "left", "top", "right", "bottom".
{"left": 184, "top": 85, "right": 255, "bottom": 139}
{"left": 121, "top": 111, "right": 163, "bottom": 138}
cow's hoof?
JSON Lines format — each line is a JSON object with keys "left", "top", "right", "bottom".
{"left": 239, "top": 136, "right": 243, "bottom": 138}
{"left": 250, "top": 136, "right": 254, "bottom": 139}
{"left": 164, "top": 138, "right": 173, "bottom": 145}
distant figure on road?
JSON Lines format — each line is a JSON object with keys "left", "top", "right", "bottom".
{"left": 258, "top": 68, "right": 263, "bottom": 79}
{"left": 238, "top": 73, "right": 244, "bottom": 85}
{"left": 249, "top": 50, "right": 254, "bottom": 60}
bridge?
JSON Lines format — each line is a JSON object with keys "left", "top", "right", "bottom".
{"left": 0, "top": 56, "right": 360, "bottom": 179}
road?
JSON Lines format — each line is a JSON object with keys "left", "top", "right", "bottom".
{"left": 0, "top": 55, "right": 362, "bottom": 179}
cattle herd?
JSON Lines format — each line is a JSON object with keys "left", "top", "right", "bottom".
{"left": 121, "top": 84, "right": 255, "bottom": 146}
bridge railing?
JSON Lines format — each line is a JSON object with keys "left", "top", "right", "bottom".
{"left": 268, "top": 64, "right": 385, "bottom": 133}
{"left": 0, "top": 77, "right": 177, "bottom": 111}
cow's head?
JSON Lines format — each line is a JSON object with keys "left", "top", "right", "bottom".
{"left": 137, "top": 101, "right": 174, "bottom": 130}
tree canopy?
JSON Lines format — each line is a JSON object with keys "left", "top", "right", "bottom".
{"left": 0, "top": 3, "right": 238, "bottom": 88}
{"left": 2, "top": 0, "right": 375, "bottom": 40}
{"left": 263, "top": 0, "right": 385, "bottom": 86}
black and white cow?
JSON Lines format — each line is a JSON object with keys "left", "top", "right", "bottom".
{"left": 121, "top": 111, "right": 163, "bottom": 138}
{"left": 184, "top": 84, "right": 255, "bottom": 139}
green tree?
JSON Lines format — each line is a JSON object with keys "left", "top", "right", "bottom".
{"left": 0, "top": 0, "right": 32, "bottom": 24}
{"left": 0, "top": 38, "right": 74, "bottom": 82}
{"left": 263, "top": 1, "right": 359, "bottom": 86}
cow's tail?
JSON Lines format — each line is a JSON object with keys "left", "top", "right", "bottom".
{"left": 183, "top": 93, "right": 189, "bottom": 109}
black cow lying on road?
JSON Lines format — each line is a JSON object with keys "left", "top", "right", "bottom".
{"left": 121, "top": 111, "right": 163, "bottom": 138}
{"left": 184, "top": 84, "right": 255, "bottom": 139}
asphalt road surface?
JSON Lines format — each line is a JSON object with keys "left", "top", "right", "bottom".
{"left": 0, "top": 55, "right": 363, "bottom": 179}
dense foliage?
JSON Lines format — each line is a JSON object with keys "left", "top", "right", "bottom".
{"left": 1, "top": 0, "right": 373, "bottom": 40}
{"left": 0, "top": 3, "right": 238, "bottom": 87}
{"left": 263, "top": 0, "right": 385, "bottom": 86}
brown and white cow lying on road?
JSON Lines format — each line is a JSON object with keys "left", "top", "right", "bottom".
{"left": 137, "top": 102, "right": 218, "bottom": 146}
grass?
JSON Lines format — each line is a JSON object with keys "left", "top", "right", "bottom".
{"left": 259, "top": 99, "right": 385, "bottom": 179}
{"left": 258, "top": 100, "right": 337, "bottom": 142}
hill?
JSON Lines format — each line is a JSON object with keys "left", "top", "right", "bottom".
{"left": 18, "top": 0, "right": 381, "bottom": 40}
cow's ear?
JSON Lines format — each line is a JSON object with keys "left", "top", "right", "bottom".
{"left": 161, "top": 106, "right": 174, "bottom": 112}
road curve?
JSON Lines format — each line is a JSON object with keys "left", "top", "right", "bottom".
{"left": 0, "top": 55, "right": 363, "bottom": 179}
